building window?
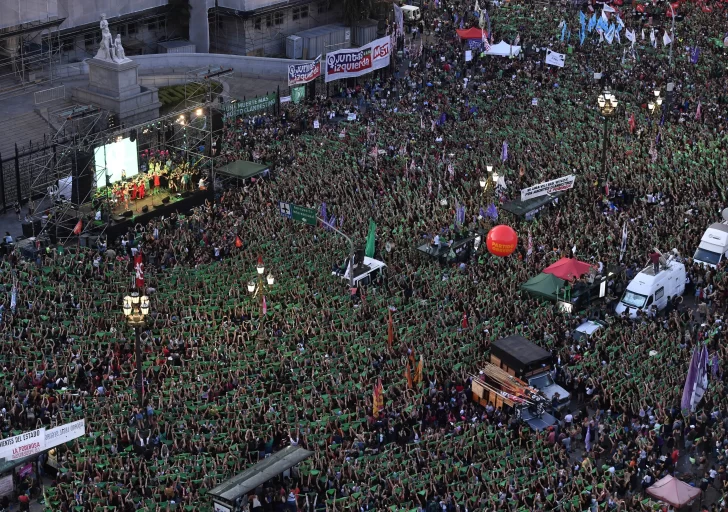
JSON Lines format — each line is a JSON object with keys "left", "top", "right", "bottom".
{"left": 273, "top": 12, "right": 284, "bottom": 25}
{"left": 128, "top": 23, "right": 138, "bottom": 35}
{"left": 264, "top": 14, "right": 272, "bottom": 27}
{"left": 112, "top": 25, "right": 127, "bottom": 37}
{"left": 254, "top": 17, "right": 262, "bottom": 30}
{"left": 292, "top": 6, "right": 308, "bottom": 20}
{"left": 317, "top": 1, "right": 330, "bottom": 14}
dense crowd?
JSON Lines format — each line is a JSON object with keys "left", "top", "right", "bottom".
{"left": 2, "top": 0, "right": 728, "bottom": 511}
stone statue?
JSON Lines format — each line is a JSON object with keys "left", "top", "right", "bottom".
{"left": 114, "top": 34, "right": 128, "bottom": 62}
{"left": 94, "top": 14, "right": 116, "bottom": 61}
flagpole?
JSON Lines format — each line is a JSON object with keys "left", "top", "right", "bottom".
{"left": 668, "top": 3, "right": 675, "bottom": 68}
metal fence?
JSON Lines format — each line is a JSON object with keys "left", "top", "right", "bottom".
{"left": 0, "top": 139, "right": 61, "bottom": 213}
{"left": 34, "top": 85, "right": 65, "bottom": 105}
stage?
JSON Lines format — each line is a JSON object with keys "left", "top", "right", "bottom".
{"left": 104, "top": 187, "right": 213, "bottom": 240}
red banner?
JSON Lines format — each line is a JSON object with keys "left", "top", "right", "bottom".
{"left": 134, "top": 253, "right": 144, "bottom": 290}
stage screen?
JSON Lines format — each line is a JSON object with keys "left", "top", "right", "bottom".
{"left": 94, "top": 138, "right": 139, "bottom": 184}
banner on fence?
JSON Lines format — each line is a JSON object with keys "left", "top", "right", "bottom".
{"left": 0, "top": 427, "right": 45, "bottom": 461}
{"left": 325, "top": 36, "right": 391, "bottom": 82}
{"left": 288, "top": 55, "right": 321, "bottom": 86}
{"left": 520, "top": 175, "right": 576, "bottom": 201}
{"left": 222, "top": 93, "right": 277, "bottom": 119}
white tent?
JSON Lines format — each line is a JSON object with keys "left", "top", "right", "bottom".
{"left": 486, "top": 41, "right": 521, "bottom": 57}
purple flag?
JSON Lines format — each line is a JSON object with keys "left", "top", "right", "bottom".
{"left": 339, "top": 215, "right": 345, "bottom": 228}
{"left": 691, "top": 46, "right": 700, "bottom": 64}
{"left": 681, "top": 348, "right": 700, "bottom": 412}
{"left": 486, "top": 203, "right": 498, "bottom": 220}
{"left": 479, "top": 207, "right": 486, "bottom": 219}
{"left": 457, "top": 205, "right": 466, "bottom": 225}
{"left": 438, "top": 112, "right": 447, "bottom": 126}
{"left": 501, "top": 140, "right": 508, "bottom": 162}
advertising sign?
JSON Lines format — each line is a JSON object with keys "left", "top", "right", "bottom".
{"left": 521, "top": 175, "right": 576, "bottom": 201}
{"left": 288, "top": 55, "right": 321, "bottom": 86}
{"left": 0, "top": 428, "right": 45, "bottom": 461}
{"left": 325, "top": 36, "right": 391, "bottom": 82}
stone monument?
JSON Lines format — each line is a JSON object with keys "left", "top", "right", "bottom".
{"left": 73, "top": 15, "right": 161, "bottom": 126}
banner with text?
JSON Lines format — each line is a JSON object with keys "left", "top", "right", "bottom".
{"left": 288, "top": 55, "right": 321, "bottom": 86}
{"left": 325, "top": 36, "right": 391, "bottom": 83}
{"left": 45, "top": 419, "right": 86, "bottom": 449}
{"left": 521, "top": 175, "right": 575, "bottom": 201}
{"left": 222, "top": 93, "right": 277, "bottom": 119}
{"left": 0, "top": 427, "right": 45, "bottom": 461}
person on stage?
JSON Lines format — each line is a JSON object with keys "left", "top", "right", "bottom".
{"left": 138, "top": 178, "right": 145, "bottom": 200}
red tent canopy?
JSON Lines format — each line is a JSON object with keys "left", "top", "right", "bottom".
{"left": 646, "top": 476, "right": 701, "bottom": 508}
{"left": 542, "top": 258, "right": 592, "bottom": 281}
{"left": 456, "top": 28, "right": 487, "bottom": 40}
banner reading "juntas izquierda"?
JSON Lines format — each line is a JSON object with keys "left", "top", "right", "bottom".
{"left": 288, "top": 55, "right": 321, "bottom": 87}
{"left": 325, "top": 36, "right": 391, "bottom": 83}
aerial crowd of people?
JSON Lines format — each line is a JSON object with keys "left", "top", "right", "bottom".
{"left": 2, "top": 0, "right": 728, "bottom": 511}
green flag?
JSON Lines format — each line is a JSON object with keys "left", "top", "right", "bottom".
{"left": 365, "top": 218, "right": 376, "bottom": 258}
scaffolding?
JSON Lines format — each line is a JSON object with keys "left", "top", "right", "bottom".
{"left": 0, "top": 17, "right": 64, "bottom": 99}
{"left": 26, "top": 103, "right": 214, "bottom": 244}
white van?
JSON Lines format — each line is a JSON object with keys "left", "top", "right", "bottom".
{"left": 615, "top": 253, "right": 686, "bottom": 319}
{"left": 693, "top": 222, "right": 728, "bottom": 268}
{"left": 402, "top": 5, "right": 422, "bottom": 23}
{"left": 333, "top": 256, "right": 387, "bottom": 286}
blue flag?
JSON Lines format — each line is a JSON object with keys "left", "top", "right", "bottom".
{"left": 580, "top": 26, "right": 586, "bottom": 45}
{"left": 580, "top": 11, "right": 586, "bottom": 29}
{"left": 561, "top": 22, "right": 567, "bottom": 42}
{"left": 588, "top": 13, "right": 597, "bottom": 33}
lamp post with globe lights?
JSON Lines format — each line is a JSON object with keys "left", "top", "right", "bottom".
{"left": 122, "top": 292, "right": 150, "bottom": 409}
{"left": 247, "top": 255, "right": 275, "bottom": 314}
{"left": 597, "top": 89, "right": 619, "bottom": 186}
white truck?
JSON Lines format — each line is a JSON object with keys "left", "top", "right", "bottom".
{"left": 693, "top": 220, "right": 728, "bottom": 268}
{"left": 615, "top": 251, "right": 686, "bottom": 318}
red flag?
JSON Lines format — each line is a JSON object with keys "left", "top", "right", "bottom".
{"left": 387, "top": 310, "right": 394, "bottom": 348}
{"left": 405, "top": 363, "right": 413, "bottom": 389}
{"left": 235, "top": 236, "right": 243, "bottom": 248}
{"left": 72, "top": 220, "right": 82, "bottom": 235}
{"left": 372, "top": 377, "right": 384, "bottom": 417}
{"left": 628, "top": 113, "right": 636, "bottom": 134}
{"left": 134, "top": 253, "right": 145, "bottom": 290}
{"left": 461, "top": 311, "right": 468, "bottom": 329}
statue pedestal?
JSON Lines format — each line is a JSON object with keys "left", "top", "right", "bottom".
{"left": 73, "top": 58, "right": 161, "bottom": 125}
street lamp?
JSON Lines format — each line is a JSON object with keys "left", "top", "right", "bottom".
{"left": 249, "top": 256, "right": 275, "bottom": 313}
{"left": 123, "top": 292, "right": 150, "bottom": 409}
{"left": 597, "top": 89, "right": 619, "bottom": 191}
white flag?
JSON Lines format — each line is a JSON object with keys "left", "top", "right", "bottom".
{"left": 650, "top": 28, "right": 657, "bottom": 48}
{"left": 545, "top": 49, "right": 566, "bottom": 67}
{"left": 663, "top": 30, "right": 672, "bottom": 46}
{"left": 625, "top": 29, "right": 636, "bottom": 43}
{"left": 615, "top": 29, "right": 621, "bottom": 44}
{"left": 475, "top": 0, "right": 481, "bottom": 11}
{"left": 619, "top": 222, "right": 628, "bottom": 261}
{"left": 602, "top": 4, "right": 616, "bottom": 13}
{"left": 641, "top": 29, "right": 645, "bottom": 40}
{"left": 10, "top": 286, "right": 16, "bottom": 313}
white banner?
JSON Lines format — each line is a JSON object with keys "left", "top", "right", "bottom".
{"left": 393, "top": 4, "right": 404, "bottom": 37}
{"left": 545, "top": 49, "right": 565, "bottom": 68}
{"left": 325, "top": 36, "right": 391, "bottom": 83}
{"left": 0, "top": 428, "right": 45, "bottom": 461}
{"left": 521, "top": 175, "right": 575, "bottom": 201}
{"left": 45, "top": 419, "right": 85, "bottom": 449}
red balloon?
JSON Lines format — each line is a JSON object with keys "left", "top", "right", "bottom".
{"left": 486, "top": 225, "right": 518, "bottom": 257}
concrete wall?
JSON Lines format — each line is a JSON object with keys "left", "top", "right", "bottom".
{"left": 217, "top": 0, "right": 288, "bottom": 10}
{"left": 49, "top": 53, "right": 306, "bottom": 81}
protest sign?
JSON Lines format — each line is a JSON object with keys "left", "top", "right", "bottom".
{"left": 325, "top": 37, "right": 391, "bottom": 82}
{"left": 0, "top": 427, "right": 45, "bottom": 461}
{"left": 545, "top": 49, "right": 566, "bottom": 67}
{"left": 288, "top": 55, "right": 321, "bottom": 86}
{"left": 521, "top": 175, "right": 576, "bottom": 201}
